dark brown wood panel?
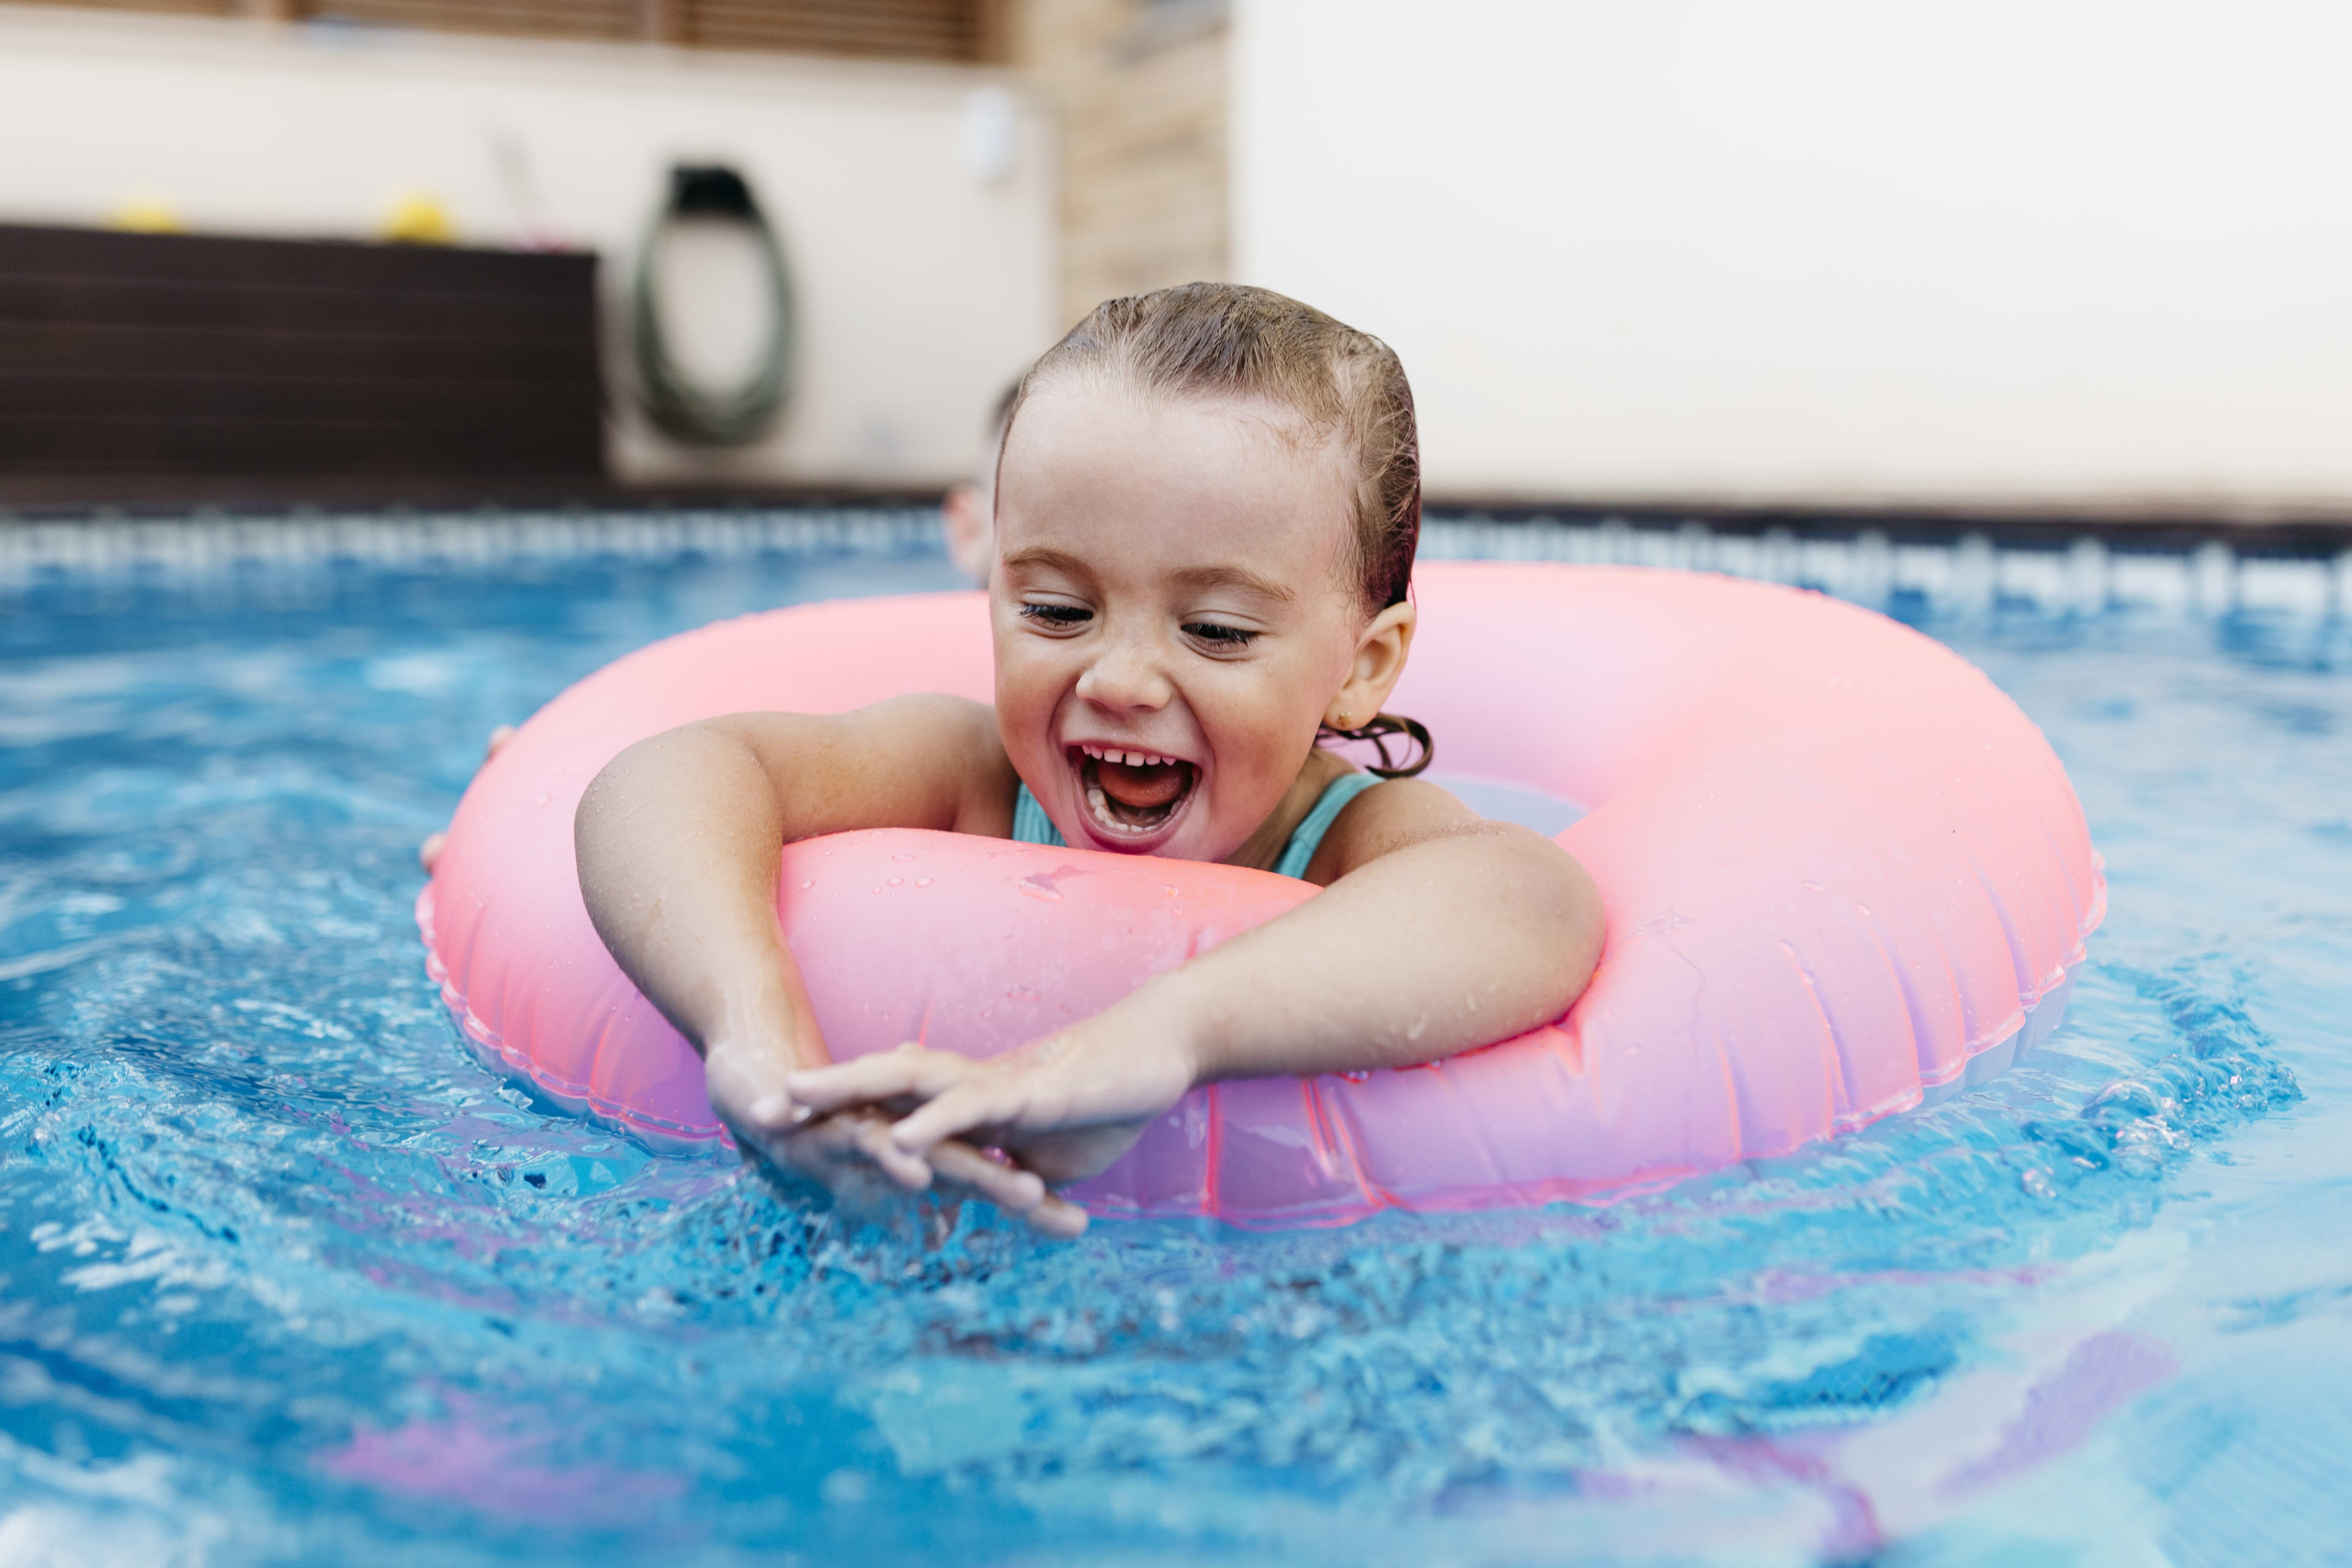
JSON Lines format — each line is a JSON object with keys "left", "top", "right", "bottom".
{"left": 0, "top": 224, "right": 594, "bottom": 297}
{"left": 0, "top": 372, "right": 594, "bottom": 424}
{"left": 34, "top": 0, "right": 993, "bottom": 60}
{"left": 0, "top": 417, "right": 598, "bottom": 473}
{"left": 685, "top": 0, "right": 978, "bottom": 60}
{"left": 0, "top": 224, "right": 604, "bottom": 495}
{"left": 0, "top": 276, "right": 593, "bottom": 342}
{"left": 0, "top": 322, "right": 599, "bottom": 382}
{"left": 300, "top": 0, "right": 640, "bottom": 41}
{"left": 39, "top": 0, "right": 237, "bottom": 13}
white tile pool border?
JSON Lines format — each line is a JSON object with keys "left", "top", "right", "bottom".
{"left": 1420, "top": 518, "right": 2352, "bottom": 620}
{"left": 0, "top": 508, "right": 943, "bottom": 584}
{"left": 3, "top": 508, "right": 2348, "bottom": 620}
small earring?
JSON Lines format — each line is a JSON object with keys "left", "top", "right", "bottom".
{"left": 1334, "top": 710, "right": 1352, "bottom": 728}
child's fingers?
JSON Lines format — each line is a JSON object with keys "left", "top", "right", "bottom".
{"left": 924, "top": 1140, "right": 1047, "bottom": 1214}
{"left": 704, "top": 1041, "right": 799, "bottom": 1134}
{"left": 889, "top": 1079, "right": 1027, "bottom": 1155}
{"left": 746, "top": 1091, "right": 814, "bottom": 1129}
{"left": 783, "top": 1058, "right": 907, "bottom": 1111}
{"left": 925, "top": 1142, "right": 1090, "bottom": 1238}
{"left": 839, "top": 1112, "right": 935, "bottom": 1191}
{"left": 1024, "top": 1194, "right": 1089, "bottom": 1239}
{"left": 788, "top": 1046, "right": 969, "bottom": 1111}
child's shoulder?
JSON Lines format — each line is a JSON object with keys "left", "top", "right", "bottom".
{"left": 1301, "top": 773, "right": 1485, "bottom": 884}
{"left": 866, "top": 692, "right": 999, "bottom": 746}
{"left": 745, "top": 693, "right": 1014, "bottom": 837}
{"left": 869, "top": 693, "right": 1018, "bottom": 837}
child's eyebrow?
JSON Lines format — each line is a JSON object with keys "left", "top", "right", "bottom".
{"left": 1001, "top": 551, "right": 1296, "bottom": 605}
{"left": 1170, "top": 565, "right": 1297, "bottom": 603}
{"left": 1001, "top": 547, "right": 1092, "bottom": 580}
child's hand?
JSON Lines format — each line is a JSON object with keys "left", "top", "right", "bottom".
{"left": 708, "top": 1036, "right": 1084, "bottom": 1236}
{"left": 786, "top": 1011, "right": 1200, "bottom": 1231}
{"left": 757, "top": 1104, "right": 1085, "bottom": 1234}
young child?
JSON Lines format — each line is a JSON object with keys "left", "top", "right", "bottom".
{"left": 575, "top": 284, "right": 1605, "bottom": 1237}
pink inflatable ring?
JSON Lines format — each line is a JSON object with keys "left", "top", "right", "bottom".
{"left": 418, "top": 562, "right": 2105, "bottom": 1226}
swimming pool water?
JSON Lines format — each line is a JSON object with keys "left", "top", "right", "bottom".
{"left": 1, "top": 519, "right": 2346, "bottom": 1566}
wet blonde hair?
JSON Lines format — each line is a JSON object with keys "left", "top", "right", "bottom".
{"left": 1001, "top": 282, "right": 1431, "bottom": 775}
{"left": 1004, "top": 282, "right": 1420, "bottom": 612}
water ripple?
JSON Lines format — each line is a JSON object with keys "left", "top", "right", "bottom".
{"left": 1, "top": 549, "right": 2345, "bottom": 1566}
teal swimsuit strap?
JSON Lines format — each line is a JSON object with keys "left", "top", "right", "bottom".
{"left": 1010, "top": 770, "right": 1383, "bottom": 882}
{"left": 1273, "top": 771, "right": 1382, "bottom": 878}
{"left": 1011, "top": 778, "right": 1063, "bottom": 846}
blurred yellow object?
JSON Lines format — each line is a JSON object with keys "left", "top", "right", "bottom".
{"left": 110, "top": 188, "right": 183, "bottom": 233}
{"left": 379, "top": 189, "right": 456, "bottom": 245}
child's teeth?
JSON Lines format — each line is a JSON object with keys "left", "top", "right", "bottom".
{"left": 1088, "top": 783, "right": 1163, "bottom": 834}
{"left": 1078, "top": 745, "right": 1185, "bottom": 772}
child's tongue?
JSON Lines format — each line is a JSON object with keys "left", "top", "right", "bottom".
{"left": 1096, "top": 757, "right": 1189, "bottom": 812}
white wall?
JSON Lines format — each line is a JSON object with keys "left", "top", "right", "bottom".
{"left": 1233, "top": 1, "right": 2352, "bottom": 514}
{"left": 0, "top": 5, "right": 1058, "bottom": 488}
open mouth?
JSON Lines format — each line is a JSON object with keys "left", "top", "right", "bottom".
{"left": 1070, "top": 742, "right": 1197, "bottom": 842}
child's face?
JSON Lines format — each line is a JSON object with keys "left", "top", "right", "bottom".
{"left": 990, "top": 379, "right": 1385, "bottom": 863}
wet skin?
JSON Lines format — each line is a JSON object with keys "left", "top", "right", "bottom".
{"left": 989, "top": 382, "right": 1381, "bottom": 869}
{"left": 573, "top": 379, "right": 1605, "bottom": 1237}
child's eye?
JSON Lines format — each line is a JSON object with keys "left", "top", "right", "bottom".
{"left": 1183, "top": 621, "right": 1259, "bottom": 649}
{"left": 1019, "top": 602, "right": 1092, "bottom": 629}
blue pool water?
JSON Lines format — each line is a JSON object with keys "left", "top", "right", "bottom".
{"left": 1, "top": 516, "right": 2346, "bottom": 1566}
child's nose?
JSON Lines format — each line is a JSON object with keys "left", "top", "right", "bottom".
{"left": 1075, "top": 631, "right": 1173, "bottom": 712}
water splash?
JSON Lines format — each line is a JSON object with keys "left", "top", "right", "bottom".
{"left": 1, "top": 545, "right": 2345, "bottom": 1564}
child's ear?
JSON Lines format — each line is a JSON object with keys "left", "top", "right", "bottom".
{"left": 1326, "top": 601, "right": 1416, "bottom": 728}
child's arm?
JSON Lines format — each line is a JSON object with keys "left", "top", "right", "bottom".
{"left": 573, "top": 695, "right": 1087, "bottom": 1234}
{"left": 785, "top": 780, "right": 1605, "bottom": 1208}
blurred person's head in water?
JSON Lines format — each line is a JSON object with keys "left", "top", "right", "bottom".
{"left": 941, "top": 382, "right": 1021, "bottom": 584}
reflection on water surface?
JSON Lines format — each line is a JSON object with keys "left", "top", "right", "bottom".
{"left": 0, "top": 518, "right": 2345, "bottom": 1565}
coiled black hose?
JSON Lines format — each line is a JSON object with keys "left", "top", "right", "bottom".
{"left": 631, "top": 164, "right": 796, "bottom": 447}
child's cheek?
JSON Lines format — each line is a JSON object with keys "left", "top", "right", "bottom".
{"left": 990, "top": 671, "right": 1049, "bottom": 771}
{"left": 992, "top": 639, "right": 1054, "bottom": 715}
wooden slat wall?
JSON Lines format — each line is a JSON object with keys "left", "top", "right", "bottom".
{"left": 0, "top": 225, "right": 604, "bottom": 492}
{"left": 300, "top": 0, "right": 641, "bottom": 43}
{"left": 32, "top": 0, "right": 995, "bottom": 60}
{"left": 39, "top": 0, "right": 238, "bottom": 14}
{"left": 685, "top": 0, "right": 979, "bottom": 61}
